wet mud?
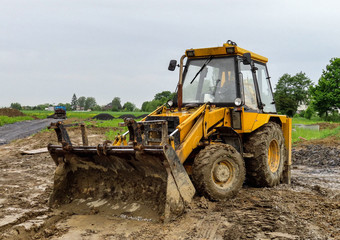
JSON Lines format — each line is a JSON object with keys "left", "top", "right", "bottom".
{"left": 0, "top": 127, "right": 339, "bottom": 239}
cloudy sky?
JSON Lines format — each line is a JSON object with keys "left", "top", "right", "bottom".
{"left": 1, "top": 0, "right": 339, "bottom": 108}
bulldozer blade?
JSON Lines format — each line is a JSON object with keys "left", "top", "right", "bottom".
{"left": 47, "top": 144, "right": 195, "bottom": 222}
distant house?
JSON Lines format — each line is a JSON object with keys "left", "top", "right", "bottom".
{"left": 44, "top": 106, "right": 54, "bottom": 111}
{"left": 75, "top": 106, "right": 85, "bottom": 111}
{"left": 102, "top": 103, "right": 112, "bottom": 111}
{"left": 297, "top": 103, "right": 307, "bottom": 113}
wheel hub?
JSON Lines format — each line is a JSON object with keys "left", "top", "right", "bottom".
{"left": 268, "top": 139, "right": 280, "bottom": 173}
{"left": 213, "top": 163, "right": 230, "bottom": 183}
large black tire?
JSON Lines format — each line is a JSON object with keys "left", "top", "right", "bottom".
{"left": 244, "top": 122, "right": 286, "bottom": 187}
{"left": 192, "top": 144, "right": 245, "bottom": 201}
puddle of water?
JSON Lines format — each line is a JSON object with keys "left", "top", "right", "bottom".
{"left": 292, "top": 166, "right": 340, "bottom": 192}
{"left": 0, "top": 213, "right": 24, "bottom": 227}
{"left": 87, "top": 199, "right": 108, "bottom": 208}
{"left": 16, "top": 219, "right": 45, "bottom": 230}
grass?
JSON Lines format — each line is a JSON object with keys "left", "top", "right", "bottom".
{"left": 292, "top": 126, "right": 340, "bottom": 144}
{"left": 291, "top": 116, "right": 340, "bottom": 144}
{"left": 84, "top": 119, "right": 127, "bottom": 141}
{"left": 4, "top": 110, "right": 340, "bottom": 144}
{"left": 84, "top": 118, "right": 143, "bottom": 141}
{"left": 0, "top": 116, "right": 34, "bottom": 126}
{"left": 104, "top": 129, "right": 130, "bottom": 141}
{"left": 21, "top": 110, "right": 50, "bottom": 119}
{"left": 292, "top": 116, "right": 330, "bottom": 125}
{"left": 22, "top": 110, "right": 149, "bottom": 119}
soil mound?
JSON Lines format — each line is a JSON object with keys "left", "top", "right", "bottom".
{"left": 293, "top": 144, "right": 340, "bottom": 167}
{"left": 92, "top": 113, "right": 114, "bottom": 120}
{"left": 318, "top": 122, "right": 340, "bottom": 130}
{"left": 118, "top": 114, "right": 136, "bottom": 119}
{"left": 0, "top": 108, "right": 26, "bottom": 117}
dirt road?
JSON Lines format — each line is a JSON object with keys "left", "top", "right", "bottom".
{"left": 0, "top": 126, "right": 339, "bottom": 240}
{"left": 0, "top": 119, "right": 60, "bottom": 145}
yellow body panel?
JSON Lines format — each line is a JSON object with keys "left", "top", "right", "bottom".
{"left": 241, "top": 111, "right": 288, "bottom": 132}
{"left": 282, "top": 118, "right": 292, "bottom": 165}
{"left": 204, "top": 107, "right": 225, "bottom": 131}
{"left": 149, "top": 106, "right": 292, "bottom": 166}
{"left": 176, "top": 116, "right": 204, "bottom": 163}
{"left": 176, "top": 104, "right": 207, "bottom": 142}
{"left": 174, "top": 106, "right": 225, "bottom": 163}
{"left": 241, "top": 112, "right": 258, "bottom": 132}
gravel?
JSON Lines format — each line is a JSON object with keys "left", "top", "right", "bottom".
{"left": 292, "top": 144, "right": 340, "bottom": 167}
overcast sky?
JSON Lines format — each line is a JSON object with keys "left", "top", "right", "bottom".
{"left": 1, "top": 0, "right": 339, "bottom": 108}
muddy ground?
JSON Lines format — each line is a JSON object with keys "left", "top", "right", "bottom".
{"left": 0, "top": 124, "right": 339, "bottom": 240}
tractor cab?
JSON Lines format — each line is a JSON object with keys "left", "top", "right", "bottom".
{"left": 170, "top": 40, "right": 276, "bottom": 113}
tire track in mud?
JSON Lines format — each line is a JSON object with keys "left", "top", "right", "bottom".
{"left": 0, "top": 210, "right": 48, "bottom": 233}
{"left": 0, "top": 211, "right": 71, "bottom": 240}
{"left": 0, "top": 129, "right": 339, "bottom": 239}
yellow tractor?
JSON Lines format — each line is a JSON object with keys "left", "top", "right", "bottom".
{"left": 47, "top": 41, "right": 291, "bottom": 222}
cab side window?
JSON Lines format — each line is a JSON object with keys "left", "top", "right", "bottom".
{"left": 240, "top": 63, "right": 258, "bottom": 110}
{"left": 255, "top": 63, "right": 276, "bottom": 113}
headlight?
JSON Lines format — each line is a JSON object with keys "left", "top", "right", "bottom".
{"left": 226, "top": 47, "right": 235, "bottom": 54}
{"left": 186, "top": 50, "right": 195, "bottom": 57}
{"left": 167, "top": 100, "right": 173, "bottom": 107}
{"left": 234, "top": 98, "right": 242, "bottom": 106}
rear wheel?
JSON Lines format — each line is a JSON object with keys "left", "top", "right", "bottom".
{"left": 192, "top": 144, "right": 245, "bottom": 201}
{"left": 244, "top": 122, "right": 285, "bottom": 187}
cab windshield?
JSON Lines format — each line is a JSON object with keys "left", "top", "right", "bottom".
{"left": 182, "top": 57, "right": 237, "bottom": 105}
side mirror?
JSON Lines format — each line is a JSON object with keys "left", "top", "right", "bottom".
{"left": 242, "top": 53, "right": 251, "bottom": 65}
{"left": 168, "top": 60, "right": 177, "bottom": 71}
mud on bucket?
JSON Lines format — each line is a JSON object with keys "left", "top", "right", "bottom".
{"left": 48, "top": 144, "right": 195, "bottom": 222}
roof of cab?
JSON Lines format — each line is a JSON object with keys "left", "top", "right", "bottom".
{"left": 185, "top": 42, "right": 268, "bottom": 63}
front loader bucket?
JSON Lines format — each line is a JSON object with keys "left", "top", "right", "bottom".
{"left": 47, "top": 121, "right": 195, "bottom": 222}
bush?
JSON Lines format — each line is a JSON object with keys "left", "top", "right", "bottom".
{"left": 298, "top": 110, "right": 306, "bottom": 118}
{"left": 10, "top": 102, "right": 22, "bottom": 110}
{"left": 304, "top": 107, "right": 314, "bottom": 119}
{"left": 323, "top": 111, "right": 340, "bottom": 122}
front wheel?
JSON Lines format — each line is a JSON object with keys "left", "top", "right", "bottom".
{"left": 192, "top": 144, "right": 245, "bottom": 201}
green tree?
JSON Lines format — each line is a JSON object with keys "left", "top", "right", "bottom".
{"left": 310, "top": 58, "right": 340, "bottom": 118}
{"left": 22, "top": 105, "right": 32, "bottom": 110}
{"left": 148, "top": 100, "right": 162, "bottom": 112}
{"left": 141, "top": 101, "right": 150, "bottom": 112}
{"left": 65, "top": 103, "right": 72, "bottom": 111}
{"left": 85, "top": 97, "right": 97, "bottom": 110}
{"left": 78, "top": 96, "right": 86, "bottom": 109}
{"left": 92, "top": 104, "right": 102, "bottom": 111}
{"left": 10, "top": 102, "right": 22, "bottom": 110}
{"left": 274, "top": 94, "right": 296, "bottom": 117}
{"left": 304, "top": 107, "right": 314, "bottom": 120}
{"left": 274, "top": 72, "right": 312, "bottom": 117}
{"left": 141, "top": 91, "right": 176, "bottom": 112}
{"left": 154, "top": 91, "right": 173, "bottom": 101}
{"left": 34, "top": 103, "right": 49, "bottom": 110}
{"left": 111, "top": 97, "right": 122, "bottom": 111}
{"left": 123, "top": 102, "right": 136, "bottom": 111}
{"left": 71, "top": 93, "right": 78, "bottom": 110}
